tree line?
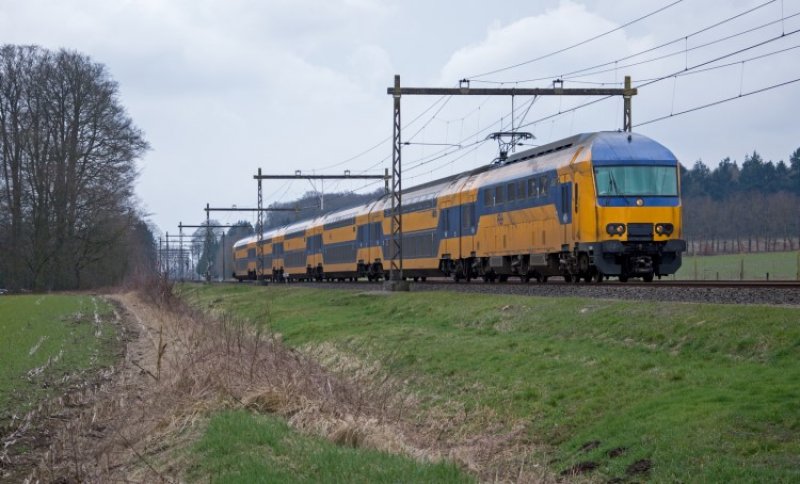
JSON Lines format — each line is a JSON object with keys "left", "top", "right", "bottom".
{"left": 681, "top": 148, "right": 800, "bottom": 253}
{"left": 0, "top": 45, "right": 155, "bottom": 290}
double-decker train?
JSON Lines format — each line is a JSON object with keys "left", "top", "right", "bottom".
{"left": 232, "top": 131, "right": 686, "bottom": 283}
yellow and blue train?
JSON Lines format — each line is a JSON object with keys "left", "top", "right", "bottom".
{"left": 232, "top": 131, "right": 686, "bottom": 283}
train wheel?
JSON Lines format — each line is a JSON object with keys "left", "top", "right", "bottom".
{"left": 499, "top": 275, "right": 508, "bottom": 283}
{"left": 421, "top": 277, "right": 427, "bottom": 282}
{"left": 643, "top": 272, "right": 654, "bottom": 282}
{"left": 520, "top": 273, "right": 530, "bottom": 283}
{"left": 594, "top": 271, "right": 604, "bottom": 283}
{"left": 619, "top": 274, "right": 629, "bottom": 283}
{"left": 563, "top": 274, "right": 573, "bottom": 283}
{"left": 413, "top": 276, "right": 419, "bottom": 282}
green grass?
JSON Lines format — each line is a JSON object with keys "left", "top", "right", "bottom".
{"left": 189, "top": 409, "right": 470, "bottom": 483}
{"left": 0, "top": 294, "right": 119, "bottom": 420}
{"left": 180, "top": 284, "right": 800, "bottom": 482}
{"left": 675, "top": 250, "right": 800, "bottom": 280}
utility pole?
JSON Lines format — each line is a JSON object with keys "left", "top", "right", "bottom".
{"left": 205, "top": 204, "right": 213, "bottom": 282}
{"left": 180, "top": 223, "right": 250, "bottom": 282}
{"left": 162, "top": 234, "right": 192, "bottom": 281}
{"left": 179, "top": 224, "right": 184, "bottom": 281}
{"left": 257, "top": 167, "right": 264, "bottom": 280}
{"left": 203, "top": 204, "right": 297, "bottom": 282}
{"left": 390, "top": 75, "right": 403, "bottom": 284}
{"left": 165, "top": 232, "right": 170, "bottom": 279}
{"left": 386, "top": 74, "right": 637, "bottom": 285}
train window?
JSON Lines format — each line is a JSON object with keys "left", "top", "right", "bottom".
{"left": 539, "top": 177, "right": 549, "bottom": 197}
{"left": 528, "top": 178, "right": 538, "bottom": 198}
{"left": 507, "top": 183, "right": 516, "bottom": 202}
{"left": 495, "top": 186, "right": 505, "bottom": 205}
{"left": 247, "top": 248, "right": 256, "bottom": 259}
{"left": 518, "top": 180, "right": 526, "bottom": 199}
{"left": 484, "top": 189, "right": 494, "bottom": 207}
{"left": 561, "top": 185, "right": 570, "bottom": 216}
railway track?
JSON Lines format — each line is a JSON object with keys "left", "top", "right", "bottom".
{"left": 406, "top": 278, "right": 800, "bottom": 305}
{"left": 222, "top": 278, "right": 800, "bottom": 289}
{"left": 210, "top": 277, "right": 800, "bottom": 306}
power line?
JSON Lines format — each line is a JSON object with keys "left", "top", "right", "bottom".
{"left": 405, "top": 96, "right": 453, "bottom": 142}
{"left": 405, "top": 142, "right": 488, "bottom": 182}
{"left": 467, "top": 0, "right": 685, "bottom": 79}
{"left": 472, "top": 0, "right": 784, "bottom": 85}
{"left": 562, "top": 11, "right": 800, "bottom": 82}
{"left": 633, "top": 43, "right": 800, "bottom": 83}
{"left": 635, "top": 76, "right": 800, "bottom": 126}
{"left": 637, "top": 27, "right": 800, "bottom": 89}
{"left": 513, "top": 26, "right": 800, "bottom": 133}
{"left": 315, "top": 95, "right": 450, "bottom": 170}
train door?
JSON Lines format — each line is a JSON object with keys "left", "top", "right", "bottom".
{"left": 368, "top": 205, "right": 383, "bottom": 268}
{"left": 559, "top": 175, "right": 573, "bottom": 247}
{"left": 571, "top": 171, "right": 593, "bottom": 243}
{"left": 461, "top": 201, "right": 476, "bottom": 257}
{"left": 439, "top": 198, "right": 455, "bottom": 258}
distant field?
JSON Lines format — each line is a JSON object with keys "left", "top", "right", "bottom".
{"left": 675, "top": 251, "right": 800, "bottom": 280}
{"left": 0, "top": 295, "right": 119, "bottom": 422}
{"left": 181, "top": 284, "right": 800, "bottom": 482}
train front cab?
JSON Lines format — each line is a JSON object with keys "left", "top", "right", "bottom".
{"left": 585, "top": 135, "right": 686, "bottom": 281}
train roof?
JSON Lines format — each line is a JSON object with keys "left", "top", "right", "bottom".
{"left": 502, "top": 131, "right": 677, "bottom": 166}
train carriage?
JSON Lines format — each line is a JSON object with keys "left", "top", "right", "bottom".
{"left": 233, "top": 131, "right": 685, "bottom": 283}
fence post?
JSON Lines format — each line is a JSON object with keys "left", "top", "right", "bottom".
{"left": 740, "top": 258, "right": 744, "bottom": 281}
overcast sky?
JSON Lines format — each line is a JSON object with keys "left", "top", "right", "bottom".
{"left": 2, "top": 0, "right": 799, "bottom": 234}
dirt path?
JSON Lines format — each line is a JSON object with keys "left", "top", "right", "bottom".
{"left": 6, "top": 291, "right": 552, "bottom": 483}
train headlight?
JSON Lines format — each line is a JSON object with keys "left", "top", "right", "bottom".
{"left": 606, "top": 223, "right": 626, "bottom": 236}
{"left": 655, "top": 223, "right": 674, "bottom": 235}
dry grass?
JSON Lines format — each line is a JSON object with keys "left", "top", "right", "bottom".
{"left": 12, "top": 277, "right": 553, "bottom": 483}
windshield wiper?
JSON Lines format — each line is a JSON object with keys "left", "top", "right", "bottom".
{"left": 608, "top": 170, "right": 630, "bottom": 205}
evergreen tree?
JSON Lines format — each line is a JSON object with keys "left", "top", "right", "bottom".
{"left": 683, "top": 160, "right": 711, "bottom": 197}
{"left": 707, "top": 157, "right": 739, "bottom": 200}
{"left": 790, "top": 147, "right": 800, "bottom": 194}
{"left": 774, "top": 160, "right": 791, "bottom": 193}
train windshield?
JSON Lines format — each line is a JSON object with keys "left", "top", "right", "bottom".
{"left": 594, "top": 165, "right": 678, "bottom": 197}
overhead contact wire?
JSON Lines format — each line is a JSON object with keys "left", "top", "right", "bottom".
{"left": 467, "top": 0, "right": 685, "bottom": 79}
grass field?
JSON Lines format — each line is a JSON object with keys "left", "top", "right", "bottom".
{"left": 0, "top": 294, "right": 119, "bottom": 422}
{"left": 180, "top": 284, "right": 800, "bottom": 482}
{"left": 675, "top": 251, "right": 800, "bottom": 280}
{"left": 189, "top": 410, "right": 469, "bottom": 483}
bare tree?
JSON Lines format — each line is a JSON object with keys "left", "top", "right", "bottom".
{"left": 0, "top": 45, "right": 149, "bottom": 290}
